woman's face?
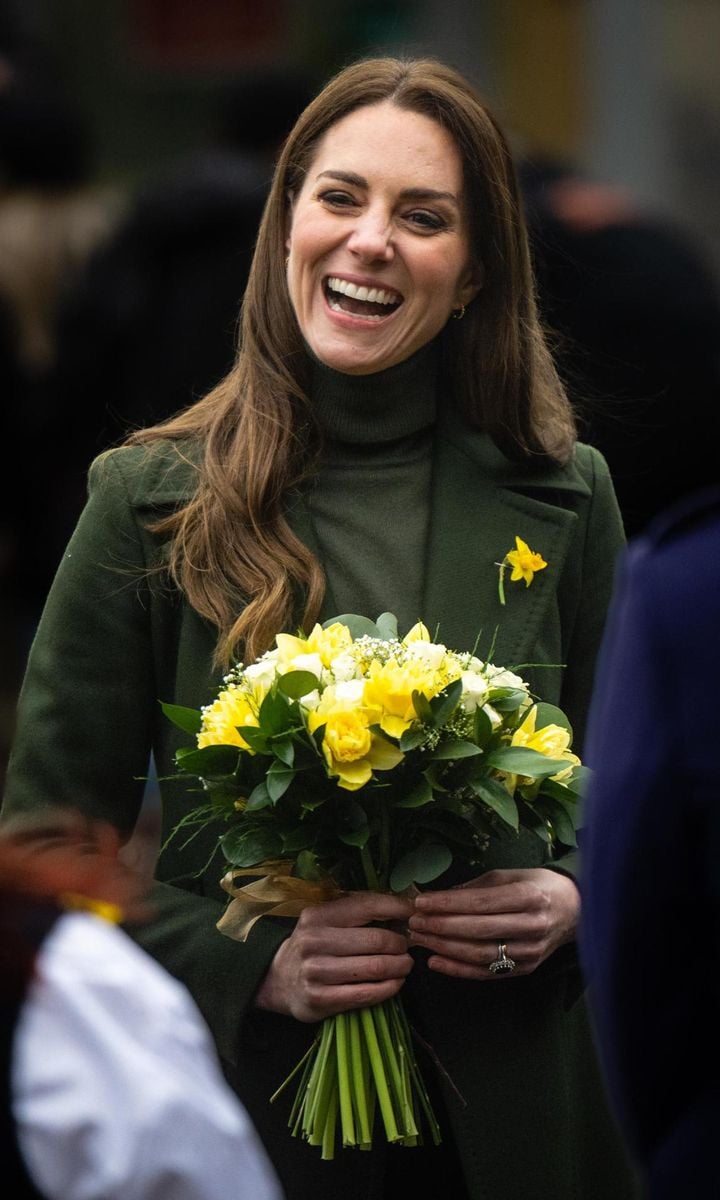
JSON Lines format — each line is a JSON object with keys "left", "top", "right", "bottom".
{"left": 286, "top": 101, "right": 481, "bottom": 375}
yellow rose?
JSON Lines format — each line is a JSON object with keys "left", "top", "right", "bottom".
{"left": 198, "top": 683, "right": 260, "bottom": 752}
{"left": 307, "top": 686, "right": 403, "bottom": 790}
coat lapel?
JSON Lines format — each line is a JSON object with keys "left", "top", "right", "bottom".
{"left": 423, "top": 422, "right": 591, "bottom": 665}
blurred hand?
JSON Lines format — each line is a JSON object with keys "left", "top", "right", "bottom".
{"left": 407, "top": 867, "right": 579, "bottom": 981}
{"left": 254, "top": 891, "right": 415, "bottom": 1022}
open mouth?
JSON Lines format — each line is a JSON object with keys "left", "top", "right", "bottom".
{"left": 324, "top": 276, "right": 403, "bottom": 321}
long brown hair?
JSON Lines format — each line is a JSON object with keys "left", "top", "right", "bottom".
{"left": 128, "top": 56, "right": 575, "bottom": 667}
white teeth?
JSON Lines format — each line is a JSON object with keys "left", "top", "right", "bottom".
{"left": 326, "top": 277, "right": 401, "bottom": 306}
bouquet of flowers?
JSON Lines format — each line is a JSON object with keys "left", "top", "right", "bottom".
{"left": 163, "top": 612, "right": 584, "bottom": 1159}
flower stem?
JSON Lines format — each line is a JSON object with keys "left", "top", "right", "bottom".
{"left": 349, "top": 1010, "right": 372, "bottom": 1147}
{"left": 335, "top": 1012, "right": 356, "bottom": 1147}
{"left": 360, "top": 1006, "right": 400, "bottom": 1142}
{"left": 359, "top": 842, "right": 381, "bottom": 891}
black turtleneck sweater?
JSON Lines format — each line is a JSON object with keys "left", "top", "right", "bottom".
{"left": 307, "top": 342, "right": 439, "bottom": 632}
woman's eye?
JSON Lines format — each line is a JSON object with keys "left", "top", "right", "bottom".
{"left": 318, "top": 190, "right": 357, "bottom": 208}
{"left": 405, "top": 210, "right": 447, "bottom": 232}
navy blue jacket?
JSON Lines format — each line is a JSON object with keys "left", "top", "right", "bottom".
{"left": 580, "top": 486, "right": 720, "bottom": 1198}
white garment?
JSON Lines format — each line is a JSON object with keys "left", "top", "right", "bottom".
{"left": 12, "top": 911, "right": 283, "bottom": 1200}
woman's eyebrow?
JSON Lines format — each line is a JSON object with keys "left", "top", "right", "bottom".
{"left": 316, "top": 170, "right": 459, "bottom": 206}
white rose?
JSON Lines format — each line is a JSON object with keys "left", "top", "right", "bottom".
{"left": 405, "top": 640, "right": 447, "bottom": 669}
{"left": 244, "top": 658, "right": 278, "bottom": 687}
{"left": 333, "top": 679, "right": 366, "bottom": 705}
{"left": 299, "top": 689, "right": 320, "bottom": 711}
{"left": 290, "top": 652, "right": 323, "bottom": 678}
{"left": 486, "top": 665, "right": 528, "bottom": 691}
{"left": 328, "top": 651, "right": 359, "bottom": 683}
{"left": 460, "top": 670, "right": 490, "bottom": 712}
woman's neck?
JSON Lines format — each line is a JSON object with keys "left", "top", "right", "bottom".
{"left": 308, "top": 340, "right": 439, "bottom": 445}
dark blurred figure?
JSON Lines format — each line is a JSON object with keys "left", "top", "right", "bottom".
{"left": 521, "top": 157, "right": 720, "bottom": 538}
{"left": 579, "top": 484, "right": 720, "bottom": 1198}
{"left": 0, "top": 57, "right": 119, "bottom": 788}
{"left": 46, "top": 67, "right": 315, "bottom": 576}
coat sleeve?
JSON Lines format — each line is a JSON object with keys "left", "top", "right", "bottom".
{"left": 1, "top": 450, "right": 290, "bottom": 1068}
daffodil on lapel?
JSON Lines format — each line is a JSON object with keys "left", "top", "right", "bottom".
{"left": 497, "top": 536, "right": 548, "bottom": 605}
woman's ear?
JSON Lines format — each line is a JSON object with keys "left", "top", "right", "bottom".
{"left": 456, "top": 262, "right": 484, "bottom": 309}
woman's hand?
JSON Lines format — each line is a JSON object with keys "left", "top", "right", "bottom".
{"left": 407, "top": 867, "right": 579, "bottom": 980}
{"left": 254, "top": 891, "right": 415, "bottom": 1022}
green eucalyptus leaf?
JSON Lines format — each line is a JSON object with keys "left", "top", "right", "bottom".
{"left": 237, "top": 725, "right": 269, "bottom": 754}
{"left": 430, "top": 679, "right": 463, "bottom": 727}
{"left": 411, "top": 689, "right": 435, "bottom": 725}
{"left": 220, "top": 826, "right": 282, "bottom": 867}
{"left": 390, "top": 844, "right": 452, "bottom": 892}
{"left": 516, "top": 798, "right": 551, "bottom": 845}
{"left": 473, "top": 706, "right": 493, "bottom": 748}
{"left": 337, "top": 798, "right": 370, "bottom": 848}
{"left": 175, "top": 744, "right": 240, "bottom": 775}
{"left": 532, "top": 702, "right": 573, "bottom": 737}
{"left": 375, "top": 612, "right": 399, "bottom": 640}
{"left": 399, "top": 726, "right": 427, "bottom": 751}
{"left": 470, "top": 776, "right": 519, "bottom": 830}
{"left": 277, "top": 671, "right": 320, "bottom": 700}
{"left": 324, "top": 614, "right": 380, "bottom": 639}
{"left": 281, "top": 826, "right": 316, "bottom": 853}
{"left": 160, "top": 701, "right": 203, "bottom": 736}
{"left": 534, "top": 796, "right": 578, "bottom": 847}
{"left": 394, "top": 778, "right": 434, "bottom": 808}
{"left": 485, "top": 746, "right": 570, "bottom": 778}
{"left": 266, "top": 761, "right": 296, "bottom": 803}
{"left": 294, "top": 850, "right": 324, "bottom": 880}
{"left": 564, "top": 765, "right": 593, "bottom": 797}
{"left": 246, "top": 781, "right": 272, "bottom": 811}
{"left": 272, "top": 739, "right": 295, "bottom": 767}
{"left": 430, "top": 739, "right": 483, "bottom": 761}
{"left": 487, "top": 687, "right": 528, "bottom": 713}
{"left": 259, "top": 690, "right": 292, "bottom": 735}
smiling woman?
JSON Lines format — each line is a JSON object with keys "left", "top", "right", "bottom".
{"left": 2, "top": 56, "right": 638, "bottom": 1200}
{"left": 285, "top": 102, "right": 480, "bottom": 375}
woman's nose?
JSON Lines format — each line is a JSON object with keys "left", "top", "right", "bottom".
{"left": 346, "top": 213, "right": 394, "bottom": 263}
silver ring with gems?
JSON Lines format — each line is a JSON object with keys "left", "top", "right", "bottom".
{"left": 488, "top": 942, "right": 516, "bottom": 974}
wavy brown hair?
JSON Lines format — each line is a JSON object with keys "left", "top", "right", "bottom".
{"left": 128, "top": 56, "right": 576, "bottom": 667}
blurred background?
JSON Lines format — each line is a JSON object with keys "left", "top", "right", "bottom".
{"left": 2, "top": 0, "right": 720, "bottom": 805}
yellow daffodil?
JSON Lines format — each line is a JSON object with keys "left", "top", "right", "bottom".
{"left": 402, "top": 620, "right": 431, "bottom": 644}
{"left": 498, "top": 537, "right": 547, "bottom": 605}
{"left": 512, "top": 707, "right": 580, "bottom": 777}
{"left": 364, "top": 657, "right": 446, "bottom": 739}
{"left": 198, "top": 683, "right": 260, "bottom": 752}
{"left": 275, "top": 622, "right": 354, "bottom": 671}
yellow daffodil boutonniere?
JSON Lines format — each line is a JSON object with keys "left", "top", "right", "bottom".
{"left": 497, "top": 536, "right": 548, "bottom": 605}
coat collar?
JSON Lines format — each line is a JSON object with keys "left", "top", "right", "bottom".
{"left": 131, "top": 422, "right": 589, "bottom": 666}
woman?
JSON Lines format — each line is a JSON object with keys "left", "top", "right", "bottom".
{"left": 3, "top": 57, "right": 637, "bottom": 1199}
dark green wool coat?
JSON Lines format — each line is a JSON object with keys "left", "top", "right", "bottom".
{"left": 3, "top": 415, "right": 638, "bottom": 1199}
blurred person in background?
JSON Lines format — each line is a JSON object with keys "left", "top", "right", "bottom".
{"left": 578, "top": 483, "right": 720, "bottom": 1198}
{"left": 0, "top": 56, "right": 120, "bottom": 787}
{"left": 1, "top": 812, "right": 283, "bottom": 1200}
{"left": 520, "top": 155, "right": 720, "bottom": 539}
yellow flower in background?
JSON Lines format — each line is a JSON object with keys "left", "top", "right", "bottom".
{"left": 198, "top": 683, "right": 260, "bottom": 752}
{"left": 498, "top": 536, "right": 547, "bottom": 605}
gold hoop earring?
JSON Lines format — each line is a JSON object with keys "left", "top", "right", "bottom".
{"left": 451, "top": 304, "right": 466, "bottom": 320}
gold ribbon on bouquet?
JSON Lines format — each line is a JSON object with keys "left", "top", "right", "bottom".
{"left": 217, "top": 860, "right": 345, "bottom": 941}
